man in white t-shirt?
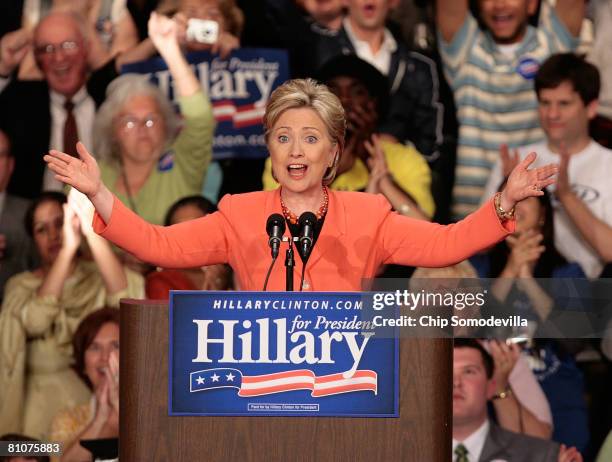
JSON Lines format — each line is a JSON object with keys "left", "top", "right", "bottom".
{"left": 484, "top": 53, "right": 612, "bottom": 278}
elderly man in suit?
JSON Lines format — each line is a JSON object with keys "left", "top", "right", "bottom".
{"left": 452, "top": 339, "right": 582, "bottom": 462}
{"left": 0, "top": 130, "right": 35, "bottom": 303}
{"left": 0, "top": 11, "right": 117, "bottom": 199}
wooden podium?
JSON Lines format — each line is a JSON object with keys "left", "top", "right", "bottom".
{"left": 120, "top": 299, "right": 452, "bottom": 461}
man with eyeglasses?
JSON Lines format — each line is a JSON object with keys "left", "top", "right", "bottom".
{"left": 0, "top": 11, "right": 118, "bottom": 199}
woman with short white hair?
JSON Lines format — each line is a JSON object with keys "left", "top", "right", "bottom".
{"left": 94, "top": 12, "right": 214, "bottom": 225}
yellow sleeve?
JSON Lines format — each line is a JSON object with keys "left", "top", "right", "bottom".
{"left": 383, "top": 142, "right": 436, "bottom": 218}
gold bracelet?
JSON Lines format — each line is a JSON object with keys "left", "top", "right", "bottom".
{"left": 494, "top": 192, "right": 515, "bottom": 221}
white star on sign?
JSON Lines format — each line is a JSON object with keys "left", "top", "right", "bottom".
{"left": 226, "top": 372, "right": 235, "bottom": 381}
{"left": 211, "top": 373, "right": 220, "bottom": 382}
{"left": 196, "top": 376, "right": 205, "bottom": 385}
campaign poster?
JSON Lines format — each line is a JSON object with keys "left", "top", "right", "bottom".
{"left": 169, "top": 292, "right": 399, "bottom": 417}
{"left": 121, "top": 48, "right": 289, "bottom": 160}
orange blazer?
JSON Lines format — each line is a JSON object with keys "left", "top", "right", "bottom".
{"left": 93, "top": 189, "right": 514, "bottom": 291}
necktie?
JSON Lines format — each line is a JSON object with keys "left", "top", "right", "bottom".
{"left": 454, "top": 444, "right": 469, "bottom": 462}
{"left": 63, "top": 100, "right": 79, "bottom": 157}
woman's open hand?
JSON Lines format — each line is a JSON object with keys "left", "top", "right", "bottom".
{"left": 500, "top": 152, "right": 557, "bottom": 211}
{"left": 44, "top": 142, "right": 101, "bottom": 198}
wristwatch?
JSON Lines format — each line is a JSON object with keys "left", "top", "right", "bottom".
{"left": 493, "top": 386, "right": 513, "bottom": 400}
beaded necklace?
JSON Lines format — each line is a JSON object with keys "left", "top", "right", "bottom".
{"left": 280, "top": 187, "right": 329, "bottom": 225}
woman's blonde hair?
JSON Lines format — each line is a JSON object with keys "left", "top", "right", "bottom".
{"left": 263, "top": 78, "right": 346, "bottom": 185}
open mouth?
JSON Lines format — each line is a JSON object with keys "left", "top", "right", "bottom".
{"left": 363, "top": 3, "right": 377, "bottom": 16}
{"left": 52, "top": 64, "right": 72, "bottom": 77}
{"left": 491, "top": 14, "right": 514, "bottom": 27}
{"left": 287, "top": 164, "right": 308, "bottom": 179}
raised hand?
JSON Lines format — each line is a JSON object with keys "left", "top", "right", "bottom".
{"left": 364, "top": 134, "right": 389, "bottom": 194}
{"left": 61, "top": 203, "right": 82, "bottom": 254}
{"left": 500, "top": 152, "right": 557, "bottom": 211}
{"left": 0, "top": 28, "right": 31, "bottom": 76}
{"left": 106, "top": 350, "right": 120, "bottom": 414}
{"left": 173, "top": 12, "right": 189, "bottom": 46}
{"left": 500, "top": 144, "right": 520, "bottom": 178}
{"left": 506, "top": 230, "right": 545, "bottom": 276}
{"left": 211, "top": 31, "right": 240, "bottom": 59}
{"left": 68, "top": 188, "right": 95, "bottom": 236}
{"left": 557, "top": 444, "right": 583, "bottom": 462}
{"left": 44, "top": 142, "right": 102, "bottom": 198}
{"left": 487, "top": 340, "right": 520, "bottom": 393}
{"left": 148, "top": 12, "right": 180, "bottom": 57}
{"left": 346, "top": 102, "right": 378, "bottom": 146}
{"left": 93, "top": 376, "right": 111, "bottom": 426}
{"left": 555, "top": 144, "right": 572, "bottom": 200}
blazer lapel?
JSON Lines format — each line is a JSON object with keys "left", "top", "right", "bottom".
{"left": 305, "top": 189, "right": 346, "bottom": 269}
{"left": 479, "top": 423, "right": 508, "bottom": 462}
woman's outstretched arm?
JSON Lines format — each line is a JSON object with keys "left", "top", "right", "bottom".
{"left": 44, "top": 142, "right": 228, "bottom": 269}
{"left": 381, "top": 153, "right": 558, "bottom": 267}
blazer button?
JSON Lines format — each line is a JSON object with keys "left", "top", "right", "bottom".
{"left": 302, "top": 280, "right": 310, "bottom": 290}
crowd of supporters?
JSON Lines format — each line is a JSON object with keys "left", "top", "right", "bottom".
{"left": 0, "top": 0, "right": 610, "bottom": 461}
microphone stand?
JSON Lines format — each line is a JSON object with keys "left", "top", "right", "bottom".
{"left": 285, "top": 237, "right": 295, "bottom": 291}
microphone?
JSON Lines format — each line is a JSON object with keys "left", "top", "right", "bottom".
{"left": 298, "top": 212, "right": 316, "bottom": 259}
{"left": 266, "top": 213, "right": 285, "bottom": 259}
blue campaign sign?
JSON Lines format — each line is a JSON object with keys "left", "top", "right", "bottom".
{"left": 121, "top": 48, "right": 289, "bottom": 160}
{"left": 169, "top": 292, "right": 399, "bottom": 417}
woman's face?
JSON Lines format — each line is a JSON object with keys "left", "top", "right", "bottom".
{"left": 84, "top": 322, "right": 120, "bottom": 390}
{"left": 32, "top": 200, "right": 63, "bottom": 265}
{"left": 114, "top": 94, "right": 166, "bottom": 165}
{"left": 515, "top": 196, "right": 543, "bottom": 235}
{"left": 268, "top": 107, "right": 337, "bottom": 196}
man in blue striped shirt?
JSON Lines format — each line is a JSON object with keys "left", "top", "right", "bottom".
{"left": 435, "top": 0, "right": 584, "bottom": 220}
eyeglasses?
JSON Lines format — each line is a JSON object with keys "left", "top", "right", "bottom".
{"left": 117, "top": 114, "right": 161, "bottom": 131}
{"left": 35, "top": 40, "right": 80, "bottom": 56}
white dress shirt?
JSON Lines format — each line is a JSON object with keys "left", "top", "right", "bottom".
{"left": 452, "top": 419, "right": 489, "bottom": 462}
{"left": 43, "top": 86, "right": 95, "bottom": 191}
{"left": 343, "top": 17, "right": 397, "bottom": 76}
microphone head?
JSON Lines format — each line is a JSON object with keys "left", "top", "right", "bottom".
{"left": 266, "top": 213, "right": 286, "bottom": 235}
{"left": 298, "top": 212, "right": 317, "bottom": 226}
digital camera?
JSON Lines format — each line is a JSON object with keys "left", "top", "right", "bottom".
{"left": 186, "top": 18, "right": 219, "bottom": 44}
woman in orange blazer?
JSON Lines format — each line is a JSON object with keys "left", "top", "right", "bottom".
{"left": 45, "top": 27, "right": 557, "bottom": 291}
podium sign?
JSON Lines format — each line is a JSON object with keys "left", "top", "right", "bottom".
{"left": 169, "top": 292, "right": 398, "bottom": 417}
